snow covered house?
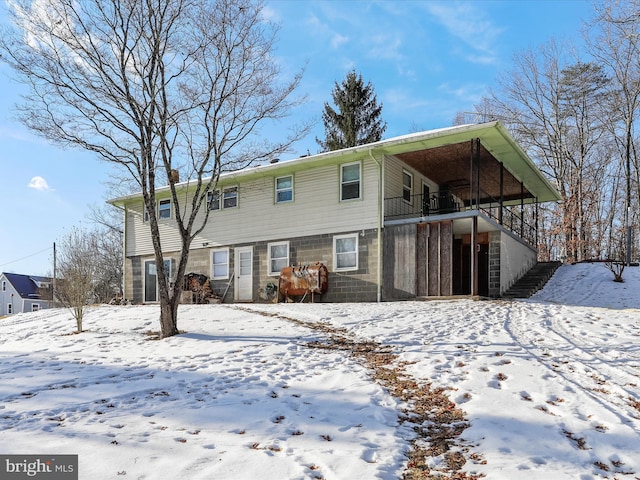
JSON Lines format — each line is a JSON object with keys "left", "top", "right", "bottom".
{"left": 0, "top": 272, "right": 53, "bottom": 315}
{"left": 109, "top": 122, "right": 560, "bottom": 304}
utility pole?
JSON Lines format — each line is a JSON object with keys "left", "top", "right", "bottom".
{"left": 53, "top": 242, "right": 57, "bottom": 305}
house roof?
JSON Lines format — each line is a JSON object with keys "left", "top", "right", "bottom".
{"left": 2, "top": 272, "right": 53, "bottom": 300}
{"left": 108, "top": 122, "right": 561, "bottom": 205}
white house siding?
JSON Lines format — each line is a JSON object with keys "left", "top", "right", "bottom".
{"left": 0, "top": 278, "right": 19, "bottom": 315}
{"left": 125, "top": 201, "right": 183, "bottom": 257}
{"left": 124, "top": 158, "right": 380, "bottom": 258}
{"left": 500, "top": 231, "right": 537, "bottom": 293}
{"left": 195, "top": 161, "right": 380, "bottom": 248}
{"left": 383, "top": 155, "right": 438, "bottom": 217}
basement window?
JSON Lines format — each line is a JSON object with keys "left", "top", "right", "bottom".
{"left": 333, "top": 233, "right": 358, "bottom": 271}
{"left": 211, "top": 248, "right": 229, "bottom": 280}
{"left": 268, "top": 241, "right": 290, "bottom": 275}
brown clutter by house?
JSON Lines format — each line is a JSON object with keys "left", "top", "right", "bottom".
{"left": 108, "top": 295, "right": 131, "bottom": 305}
{"left": 182, "top": 273, "right": 220, "bottom": 304}
{"left": 278, "top": 262, "right": 328, "bottom": 303}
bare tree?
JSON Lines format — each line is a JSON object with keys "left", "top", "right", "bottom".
{"left": 55, "top": 227, "right": 97, "bottom": 332}
{"left": 1, "top": 0, "right": 308, "bottom": 337}
{"left": 484, "top": 40, "right": 613, "bottom": 262}
{"left": 586, "top": 0, "right": 640, "bottom": 265}
{"left": 91, "top": 225, "right": 123, "bottom": 303}
{"left": 86, "top": 182, "right": 129, "bottom": 302}
{"left": 604, "top": 259, "right": 625, "bottom": 282}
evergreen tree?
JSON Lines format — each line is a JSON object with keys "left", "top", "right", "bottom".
{"left": 317, "top": 71, "right": 387, "bottom": 151}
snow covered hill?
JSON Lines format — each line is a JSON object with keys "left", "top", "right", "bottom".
{"left": 1, "top": 263, "right": 639, "bottom": 479}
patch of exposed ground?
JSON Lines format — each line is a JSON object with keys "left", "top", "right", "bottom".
{"left": 235, "top": 307, "right": 485, "bottom": 479}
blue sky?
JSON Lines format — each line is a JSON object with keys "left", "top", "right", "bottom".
{"left": 0, "top": 0, "right": 592, "bottom": 276}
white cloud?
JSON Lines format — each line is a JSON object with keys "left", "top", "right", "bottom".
{"left": 331, "top": 33, "right": 349, "bottom": 49}
{"left": 28, "top": 176, "right": 51, "bottom": 191}
{"left": 424, "top": 2, "right": 504, "bottom": 64}
{"left": 366, "top": 34, "right": 403, "bottom": 61}
{"left": 260, "top": 5, "right": 279, "bottom": 23}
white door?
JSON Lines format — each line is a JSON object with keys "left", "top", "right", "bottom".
{"left": 234, "top": 247, "right": 253, "bottom": 301}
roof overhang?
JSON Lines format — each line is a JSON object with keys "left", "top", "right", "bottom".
{"left": 108, "top": 122, "right": 560, "bottom": 206}
{"left": 375, "top": 122, "right": 560, "bottom": 204}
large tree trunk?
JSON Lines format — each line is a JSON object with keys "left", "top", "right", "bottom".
{"left": 159, "top": 293, "right": 180, "bottom": 338}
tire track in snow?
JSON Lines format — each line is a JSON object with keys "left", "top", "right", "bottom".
{"left": 503, "top": 301, "right": 640, "bottom": 430}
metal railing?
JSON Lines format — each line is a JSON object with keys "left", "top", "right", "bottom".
{"left": 474, "top": 187, "right": 536, "bottom": 245}
{"left": 385, "top": 191, "right": 537, "bottom": 246}
{"left": 481, "top": 205, "right": 536, "bottom": 246}
{"left": 384, "top": 192, "right": 461, "bottom": 220}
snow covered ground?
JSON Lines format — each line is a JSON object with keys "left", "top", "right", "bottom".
{"left": 1, "top": 262, "right": 639, "bottom": 479}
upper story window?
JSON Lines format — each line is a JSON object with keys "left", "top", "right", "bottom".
{"left": 340, "top": 162, "right": 361, "bottom": 201}
{"left": 402, "top": 170, "right": 413, "bottom": 203}
{"left": 268, "top": 241, "right": 289, "bottom": 275}
{"left": 1, "top": 281, "right": 5, "bottom": 292}
{"left": 211, "top": 248, "right": 229, "bottom": 279}
{"left": 158, "top": 199, "right": 171, "bottom": 219}
{"left": 223, "top": 187, "right": 238, "bottom": 209}
{"left": 333, "top": 233, "right": 358, "bottom": 271}
{"left": 143, "top": 200, "right": 170, "bottom": 222}
{"left": 208, "top": 190, "right": 220, "bottom": 211}
{"left": 209, "top": 187, "right": 238, "bottom": 211}
{"left": 275, "top": 176, "right": 293, "bottom": 203}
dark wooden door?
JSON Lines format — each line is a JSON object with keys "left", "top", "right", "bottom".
{"left": 478, "top": 243, "right": 489, "bottom": 297}
{"left": 453, "top": 239, "right": 470, "bottom": 295}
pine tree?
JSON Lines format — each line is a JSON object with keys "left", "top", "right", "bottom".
{"left": 317, "top": 71, "right": 387, "bottom": 151}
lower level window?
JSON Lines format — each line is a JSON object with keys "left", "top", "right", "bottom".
{"left": 212, "top": 248, "right": 229, "bottom": 279}
{"left": 333, "top": 234, "right": 358, "bottom": 271}
{"left": 268, "top": 241, "right": 289, "bottom": 275}
{"left": 32, "top": 304, "right": 39, "bottom": 312}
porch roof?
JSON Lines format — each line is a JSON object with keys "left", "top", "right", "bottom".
{"left": 375, "top": 122, "right": 560, "bottom": 204}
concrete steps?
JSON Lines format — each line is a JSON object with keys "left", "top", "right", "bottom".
{"left": 501, "top": 261, "right": 562, "bottom": 299}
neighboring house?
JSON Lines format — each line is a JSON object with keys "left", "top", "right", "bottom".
{"left": 0, "top": 272, "right": 54, "bottom": 315}
{"left": 109, "top": 122, "right": 561, "bottom": 304}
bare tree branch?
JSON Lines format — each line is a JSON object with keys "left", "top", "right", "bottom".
{"left": 1, "top": 0, "right": 309, "bottom": 337}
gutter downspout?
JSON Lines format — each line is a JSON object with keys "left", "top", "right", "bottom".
{"left": 369, "top": 149, "right": 383, "bottom": 303}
